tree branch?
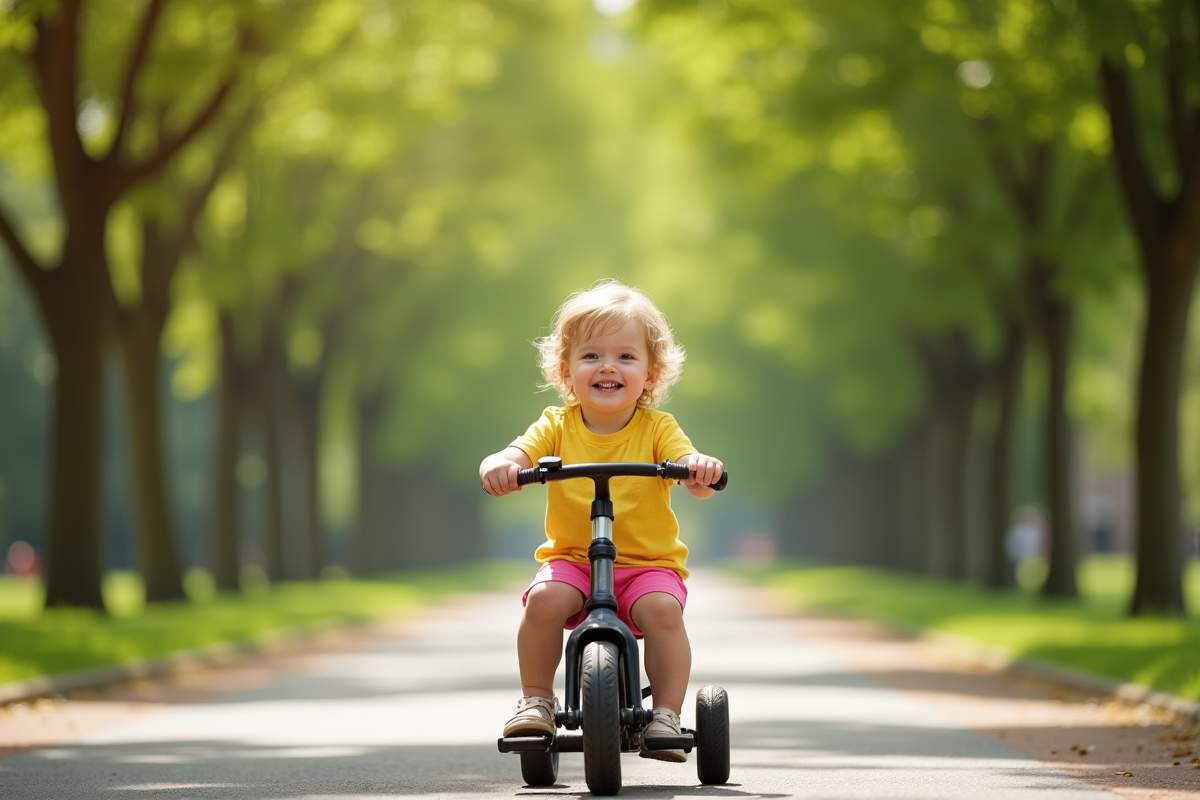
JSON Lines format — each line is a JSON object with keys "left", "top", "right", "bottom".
{"left": 1165, "top": 29, "right": 1190, "bottom": 183}
{"left": 1099, "top": 56, "right": 1164, "bottom": 267}
{"left": 0, "top": 200, "right": 48, "bottom": 299}
{"left": 116, "top": 72, "right": 239, "bottom": 194}
{"left": 108, "top": 0, "right": 166, "bottom": 162}
{"left": 149, "top": 104, "right": 257, "bottom": 304}
{"left": 31, "top": 0, "right": 91, "bottom": 217}
{"left": 1170, "top": 104, "right": 1200, "bottom": 270}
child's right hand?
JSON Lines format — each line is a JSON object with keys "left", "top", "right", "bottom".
{"left": 480, "top": 447, "right": 533, "bottom": 497}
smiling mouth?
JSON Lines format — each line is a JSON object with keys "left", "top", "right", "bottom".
{"left": 594, "top": 381, "right": 623, "bottom": 390}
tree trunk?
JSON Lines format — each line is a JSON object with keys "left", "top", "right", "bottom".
{"left": 353, "top": 393, "right": 387, "bottom": 577}
{"left": 1041, "top": 293, "right": 1077, "bottom": 598}
{"left": 294, "top": 377, "right": 324, "bottom": 579}
{"left": 986, "top": 321, "right": 1025, "bottom": 589}
{"left": 943, "top": 389, "right": 977, "bottom": 580}
{"left": 40, "top": 268, "right": 108, "bottom": 610}
{"left": 1099, "top": 56, "right": 1200, "bottom": 615}
{"left": 1130, "top": 275, "right": 1193, "bottom": 614}
{"left": 115, "top": 313, "right": 186, "bottom": 602}
{"left": 209, "top": 313, "right": 241, "bottom": 591}
{"left": 256, "top": 361, "right": 286, "bottom": 583}
{"left": 892, "top": 421, "right": 929, "bottom": 574}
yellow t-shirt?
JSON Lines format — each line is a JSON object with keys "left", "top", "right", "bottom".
{"left": 511, "top": 405, "right": 698, "bottom": 579}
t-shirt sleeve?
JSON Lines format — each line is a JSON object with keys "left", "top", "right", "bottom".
{"left": 656, "top": 413, "right": 697, "bottom": 463}
{"left": 510, "top": 407, "right": 562, "bottom": 463}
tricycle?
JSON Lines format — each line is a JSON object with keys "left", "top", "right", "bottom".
{"left": 496, "top": 457, "right": 731, "bottom": 795}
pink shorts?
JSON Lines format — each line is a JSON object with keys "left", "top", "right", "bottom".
{"left": 522, "top": 560, "right": 687, "bottom": 639}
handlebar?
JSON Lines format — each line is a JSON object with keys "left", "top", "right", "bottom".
{"left": 517, "top": 459, "right": 728, "bottom": 491}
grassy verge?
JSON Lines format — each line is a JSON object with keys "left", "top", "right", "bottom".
{"left": 0, "top": 559, "right": 530, "bottom": 687}
{"left": 738, "top": 555, "right": 1200, "bottom": 702}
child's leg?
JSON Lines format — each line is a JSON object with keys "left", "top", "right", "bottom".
{"left": 630, "top": 591, "right": 691, "bottom": 715}
{"left": 518, "top": 581, "right": 585, "bottom": 698}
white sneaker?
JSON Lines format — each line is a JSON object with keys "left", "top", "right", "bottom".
{"left": 639, "top": 707, "right": 687, "bottom": 762}
{"left": 503, "top": 696, "right": 559, "bottom": 737}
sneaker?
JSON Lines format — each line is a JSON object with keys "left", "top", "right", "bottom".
{"left": 639, "top": 707, "right": 687, "bottom": 763}
{"left": 503, "top": 696, "right": 559, "bottom": 737}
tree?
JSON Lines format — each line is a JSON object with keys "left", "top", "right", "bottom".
{"left": 1084, "top": 1, "right": 1200, "bottom": 615}
{"left": 0, "top": 0, "right": 265, "bottom": 608}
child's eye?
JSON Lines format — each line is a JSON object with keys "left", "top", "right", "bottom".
{"left": 620, "top": 353, "right": 634, "bottom": 360}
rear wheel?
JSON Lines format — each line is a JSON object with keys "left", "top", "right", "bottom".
{"left": 696, "top": 684, "right": 730, "bottom": 785}
{"left": 581, "top": 640, "right": 622, "bottom": 796}
{"left": 520, "top": 751, "right": 558, "bottom": 786}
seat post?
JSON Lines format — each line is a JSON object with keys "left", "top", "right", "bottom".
{"left": 586, "top": 476, "right": 617, "bottom": 612}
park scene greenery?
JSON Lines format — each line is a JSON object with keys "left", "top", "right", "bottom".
{"left": 2, "top": 0, "right": 1200, "bottom": 696}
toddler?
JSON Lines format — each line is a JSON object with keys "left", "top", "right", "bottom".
{"left": 479, "top": 279, "right": 723, "bottom": 763}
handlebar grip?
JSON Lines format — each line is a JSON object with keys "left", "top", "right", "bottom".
{"left": 661, "top": 461, "right": 729, "bottom": 491}
{"left": 661, "top": 461, "right": 692, "bottom": 481}
{"left": 516, "top": 468, "right": 542, "bottom": 486}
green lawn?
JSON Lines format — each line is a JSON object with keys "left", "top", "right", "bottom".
{"left": 743, "top": 555, "right": 1200, "bottom": 702}
{"left": 0, "top": 560, "right": 529, "bottom": 687}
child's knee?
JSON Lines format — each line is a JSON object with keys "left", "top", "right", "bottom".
{"left": 631, "top": 592, "right": 685, "bottom": 634}
{"left": 524, "top": 581, "right": 584, "bottom": 624}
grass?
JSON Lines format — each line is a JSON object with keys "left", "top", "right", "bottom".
{"left": 0, "top": 559, "right": 530, "bottom": 687}
{"left": 738, "top": 555, "right": 1200, "bottom": 702}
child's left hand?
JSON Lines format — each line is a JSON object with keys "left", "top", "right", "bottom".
{"left": 677, "top": 452, "right": 725, "bottom": 499}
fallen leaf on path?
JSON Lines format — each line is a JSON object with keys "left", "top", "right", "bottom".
{"left": 1115, "top": 771, "right": 1133, "bottom": 777}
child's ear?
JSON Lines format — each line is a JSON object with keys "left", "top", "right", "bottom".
{"left": 559, "top": 361, "right": 571, "bottom": 383}
{"left": 646, "top": 365, "right": 660, "bottom": 387}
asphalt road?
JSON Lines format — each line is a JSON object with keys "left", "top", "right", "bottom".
{"left": 0, "top": 571, "right": 1125, "bottom": 799}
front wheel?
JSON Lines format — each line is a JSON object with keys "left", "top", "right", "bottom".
{"left": 581, "top": 640, "right": 623, "bottom": 796}
{"left": 696, "top": 684, "right": 730, "bottom": 785}
{"left": 520, "top": 751, "right": 558, "bottom": 787}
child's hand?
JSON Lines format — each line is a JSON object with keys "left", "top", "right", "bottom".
{"left": 677, "top": 452, "right": 725, "bottom": 499}
{"left": 480, "top": 447, "right": 533, "bottom": 497}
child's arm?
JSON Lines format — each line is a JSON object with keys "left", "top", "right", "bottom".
{"left": 676, "top": 452, "right": 725, "bottom": 500}
{"left": 480, "top": 446, "right": 534, "bottom": 497}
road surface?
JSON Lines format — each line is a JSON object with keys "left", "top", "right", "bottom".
{"left": 1, "top": 570, "right": 1197, "bottom": 799}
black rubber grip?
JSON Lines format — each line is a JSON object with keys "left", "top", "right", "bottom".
{"left": 516, "top": 468, "right": 542, "bottom": 486}
{"left": 662, "top": 461, "right": 728, "bottom": 490}
{"left": 661, "top": 461, "right": 691, "bottom": 480}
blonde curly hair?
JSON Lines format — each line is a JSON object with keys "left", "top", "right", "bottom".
{"left": 535, "top": 280, "right": 686, "bottom": 409}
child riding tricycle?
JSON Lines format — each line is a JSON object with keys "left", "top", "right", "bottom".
{"left": 480, "top": 281, "right": 732, "bottom": 795}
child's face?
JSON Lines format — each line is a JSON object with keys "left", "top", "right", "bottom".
{"left": 561, "top": 318, "right": 658, "bottom": 424}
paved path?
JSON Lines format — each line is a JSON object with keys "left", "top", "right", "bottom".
{"left": 0, "top": 571, "right": 1188, "bottom": 799}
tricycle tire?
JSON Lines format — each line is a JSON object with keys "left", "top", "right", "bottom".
{"left": 520, "top": 751, "right": 558, "bottom": 786}
{"left": 581, "top": 640, "right": 622, "bottom": 795}
{"left": 696, "top": 684, "right": 730, "bottom": 785}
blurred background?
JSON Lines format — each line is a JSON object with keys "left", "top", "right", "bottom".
{"left": 1, "top": 0, "right": 1198, "bottom": 616}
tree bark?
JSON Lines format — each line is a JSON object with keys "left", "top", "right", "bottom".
{"left": 943, "top": 388, "right": 977, "bottom": 580}
{"left": 115, "top": 312, "right": 186, "bottom": 601}
{"left": 353, "top": 393, "right": 387, "bottom": 577}
{"left": 1130, "top": 277, "right": 1193, "bottom": 614}
{"left": 209, "top": 313, "right": 242, "bottom": 591}
{"left": 256, "top": 359, "right": 286, "bottom": 583}
{"left": 986, "top": 320, "right": 1025, "bottom": 589}
{"left": 293, "top": 376, "right": 324, "bottom": 579}
{"left": 40, "top": 264, "right": 108, "bottom": 610}
{"left": 1040, "top": 291, "right": 1077, "bottom": 598}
